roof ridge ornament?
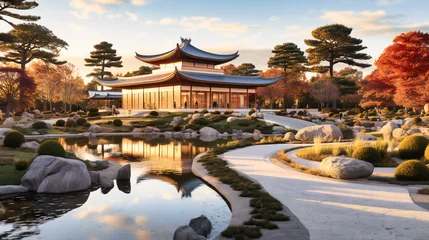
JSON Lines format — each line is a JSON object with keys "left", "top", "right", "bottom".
{"left": 180, "top": 37, "right": 191, "bottom": 43}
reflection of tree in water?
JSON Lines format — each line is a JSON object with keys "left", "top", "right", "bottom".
{"left": 0, "top": 190, "right": 90, "bottom": 240}
{"left": 138, "top": 171, "right": 202, "bottom": 198}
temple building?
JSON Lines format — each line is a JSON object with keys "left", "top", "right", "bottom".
{"left": 97, "top": 38, "right": 280, "bottom": 110}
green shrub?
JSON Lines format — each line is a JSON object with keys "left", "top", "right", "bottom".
{"left": 395, "top": 160, "right": 429, "bottom": 181}
{"left": 408, "top": 111, "right": 416, "bottom": 116}
{"left": 106, "top": 121, "right": 113, "bottom": 124}
{"left": 65, "top": 119, "right": 77, "bottom": 128}
{"left": 297, "top": 111, "right": 305, "bottom": 116}
{"left": 248, "top": 109, "right": 256, "bottom": 116}
{"left": 424, "top": 145, "right": 429, "bottom": 161}
{"left": 113, "top": 119, "right": 123, "bottom": 126}
{"left": 189, "top": 117, "right": 210, "bottom": 126}
{"left": 224, "top": 109, "right": 234, "bottom": 115}
{"left": 321, "top": 108, "right": 339, "bottom": 114}
{"left": 32, "top": 121, "right": 48, "bottom": 129}
{"left": 76, "top": 118, "right": 87, "bottom": 126}
{"left": 87, "top": 108, "right": 100, "bottom": 117}
{"left": 83, "top": 122, "right": 91, "bottom": 128}
{"left": 15, "top": 159, "right": 29, "bottom": 171}
{"left": 398, "top": 135, "right": 429, "bottom": 159}
{"left": 236, "top": 119, "right": 251, "bottom": 126}
{"left": 368, "top": 110, "right": 377, "bottom": 116}
{"left": 350, "top": 108, "right": 361, "bottom": 114}
{"left": 213, "top": 110, "right": 220, "bottom": 115}
{"left": 147, "top": 119, "right": 168, "bottom": 126}
{"left": 328, "top": 112, "right": 335, "bottom": 117}
{"left": 352, "top": 146, "right": 381, "bottom": 163}
{"left": 149, "top": 111, "right": 158, "bottom": 116}
{"left": 201, "top": 109, "right": 209, "bottom": 114}
{"left": 397, "top": 109, "right": 405, "bottom": 115}
{"left": 173, "top": 124, "right": 182, "bottom": 131}
{"left": 3, "top": 130, "right": 25, "bottom": 148}
{"left": 55, "top": 119, "right": 65, "bottom": 127}
{"left": 68, "top": 113, "right": 74, "bottom": 117}
{"left": 37, "top": 140, "right": 66, "bottom": 157}
{"left": 88, "top": 108, "right": 98, "bottom": 113}
{"left": 208, "top": 115, "right": 228, "bottom": 122}
{"left": 370, "top": 117, "right": 378, "bottom": 121}
{"left": 194, "top": 110, "right": 199, "bottom": 113}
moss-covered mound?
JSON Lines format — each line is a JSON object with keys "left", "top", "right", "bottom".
{"left": 352, "top": 146, "right": 381, "bottom": 163}
{"left": 3, "top": 130, "right": 25, "bottom": 148}
{"left": 113, "top": 119, "right": 123, "bottom": 126}
{"left": 395, "top": 160, "right": 429, "bottom": 181}
{"left": 398, "top": 135, "right": 429, "bottom": 159}
{"left": 37, "top": 140, "right": 66, "bottom": 157}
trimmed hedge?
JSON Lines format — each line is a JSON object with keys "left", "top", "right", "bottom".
{"left": 66, "top": 119, "right": 77, "bottom": 128}
{"left": 395, "top": 160, "right": 429, "bottom": 181}
{"left": 37, "top": 140, "right": 66, "bottom": 157}
{"left": 83, "top": 122, "right": 91, "bottom": 128}
{"left": 76, "top": 118, "right": 87, "bottom": 126}
{"left": 224, "top": 109, "right": 234, "bottom": 115}
{"left": 15, "top": 159, "right": 29, "bottom": 171}
{"left": 208, "top": 115, "right": 228, "bottom": 122}
{"left": 3, "top": 130, "right": 25, "bottom": 148}
{"left": 173, "top": 124, "right": 182, "bottom": 131}
{"left": 149, "top": 111, "right": 158, "bottom": 116}
{"left": 352, "top": 146, "right": 381, "bottom": 163}
{"left": 189, "top": 117, "right": 210, "bottom": 126}
{"left": 55, "top": 119, "right": 65, "bottom": 127}
{"left": 398, "top": 135, "right": 429, "bottom": 159}
{"left": 113, "top": 119, "right": 123, "bottom": 127}
{"left": 201, "top": 109, "right": 209, "bottom": 114}
{"left": 32, "top": 121, "right": 48, "bottom": 129}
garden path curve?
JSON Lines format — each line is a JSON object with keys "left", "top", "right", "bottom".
{"left": 263, "top": 114, "right": 317, "bottom": 130}
{"left": 221, "top": 144, "right": 429, "bottom": 240}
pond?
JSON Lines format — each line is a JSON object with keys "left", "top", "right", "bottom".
{"left": 0, "top": 136, "right": 234, "bottom": 240}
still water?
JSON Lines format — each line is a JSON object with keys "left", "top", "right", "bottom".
{"left": 0, "top": 136, "right": 232, "bottom": 240}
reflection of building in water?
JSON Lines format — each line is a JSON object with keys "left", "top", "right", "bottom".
{"left": 138, "top": 172, "right": 202, "bottom": 198}
{"left": 121, "top": 138, "right": 210, "bottom": 174}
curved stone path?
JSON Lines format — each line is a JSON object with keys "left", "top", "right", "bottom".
{"left": 263, "top": 113, "right": 317, "bottom": 130}
{"left": 220, "top": 144, "right": 429, "bottom": 240}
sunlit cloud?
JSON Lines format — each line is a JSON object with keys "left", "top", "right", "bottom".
{"left": 376, "top": 0, "right": 403, "bottom": 5}
{"left": 321, "top": 10, "right": 429, "bottom": 36}
{"left": 140, "top": 20, "right": 153, "bottom": 25}
{"left": 107, "top": 13, "right": 122, "bottom": 19}
{"left": 73, "top": 204, "right": 109, "bottom": 219}
{"left": 269, "top": 16, "right": 280, "bottom": 22}
{"left": 159, "top": 17, "right": 178, "bottom": 25}
{"left": 132, "top": 0, "right": 148, "bottom": 5}
{"left": 69, "top": 0, "right": 105, "bottom": 19}
{"left": 162, "top": 193, "right": 175, "bottom": 200}
{"left": 126, "top": 12, "right": 139, "bottom": 22}
{"left": 180, "top": 16, "right": 248, "bottom": 33}
{"left": 94, "top": 0, "right": 124, "bottom": 3}
{"left": 287, "top": 25, "right": 300, "bottom": 30}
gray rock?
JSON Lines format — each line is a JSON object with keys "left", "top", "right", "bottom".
{"left": 203, "top": 113, "right": 211, "bottom": 117}
{"left": 173, "top": 116, "right": 182, "bottom": 123}
{"left": 20, "top": 141, "right": 40, "bottom": 151}
{"left": 173, "top": 225, "right": 207, "bottom": 240}
{"left": 100, "top": 176, "right": 114, "bottom": 190}
{"left": 0, "top": 185, "right": 29, "bottom": 195}
{"left": 356, "top": 133, "right": 376, "bottom": 141}
{"left": 117, "top": 164, "right": 131, "bottom": 180}
{"left": 31, "top": 131, "right": 40, "bottom": 135}
{"left": 199, "top": 127, "right": 219, "bottom": 136}
{"left": 192, "top": 113, "right": 201, "bottom": 119}
{"left": 164, "top": 131, "right": 173, "bottom": 138}
{"left": 320, "top": 156, "right": 374, "bottom": 180}
{"left": 132, "top": 128, "right": 142, "bottom": 133}
{"left": 407, "top": 128, "right": 421, "bottom": 135}
{"left": 72, "top": 115, "right": 80, "bottom": 121}
{"left": 0, "top": 128, "right": 11, "bottom": 136}
{"left": 145, "top": 126, "right": 154, "bottom": 133}
{"left": 13, "top": 124, "right": 25, "bottom": 128}
{"left": 0, "top": 202, "right": 5, "bottom": 215}
{"left": 379, "top": 121, "right": 399, "bottom": 137}
{"left": 226, "top": 116, "right": 237, "bottom": 122}
{"left": 21, "top": 155, "right": 91, "bottom": 193}
{"left": 403, "top": 119, "right": 414, "bottom": 128}
{"left": 2, "top": 117, "right": 14, "bottom": 126}
{"left": 189, "top": 215, "right": 212, "bottom": 237}
{"left": 191, "top": 131, "right": 198, "bottom": 138}
{"left": 283, "top": 132, "right": 296, "bottom": 141}
{"left": 253, "top": 129, "right": 261, "bottom": 136}
{"left": 266, "top": 122, "right": 273, "bottom": 127}
{"left": 235, "top": 129, "right": 243, "bottom": 137}
{"left": 173, "top": 132, "right": 183, "bottom": 138}
{"left": 295, "top": 125, "right": 343, "bottom": 142}
{"left": 95, "top": 160, "right": 109, "bottom": 168}
{"left": 88, "top": 171, "right": 100, "bottom": 185}
{"left": 273, "top": 126, "right": 286, "bottom": 134}
{"left": 89, "top": 124, "right": 102, "bottom": 133}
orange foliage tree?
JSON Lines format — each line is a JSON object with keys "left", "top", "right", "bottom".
{"left": 363, "top": 31, "right": 429, "bottom": 109}
{"left": 257, "top": 68, "right": 283, "bottom": 109}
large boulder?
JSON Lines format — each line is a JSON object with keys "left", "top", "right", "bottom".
{"left": 273, "top": 126, "right": 286, "bottom": 134}
{"left": 100, "top": 176, "right": 114, "bottom": 191}
{"left": 407, "top": 128, "right": 421, "bottom": 135}
{"left": 20, "top": 141, "right": 40, "bottom": 151}
{"left": 88, "top": 171, "right": 100, "bottom": 185}
{"left": 89, "top": 124, "right": 102, "bottom": 133}
{"left": 71, "top": 115, "right": 80, "bottom": 121}
{"left": 33, "top": 109, "right": 41, "bottom": 115}
{"left": 392, "top": 128, "right": 407, "bottom": 139}
{"left": 0, "top": 128, "right": 11, "bottom": 136}
{"left": 145, "top": 126, "right": 154, "bottom": 133}
{"left": 192, "top": 113, "right": 201, "bottom": 119}
{"left": 173, "top": 116, "right": 182, "bottom": 123}
{"left": 403, "top": 119, "right": 414, "bottom": 128}
{"left": 379, "top": 121, "right": 399, "bottom": 136}
{"left": 21, "top": 155, "right": 91, "bottom": 193}
{"left": 173, "top": 225, "right": 207, "bottom": 240}
{"left": 189, "top": 215, "right": 212, "bottom": 237}
{"left": 253, "top": 129, "right": 261, "bottom": 137}
{"left": 117, "top": 164, "right": 131, "bottom": 180}
{"left": 295, "top": 125, "right": 343, "bottom": 142}
{"left": 199, "top": 127, "right": 219, "bottom": 136}
{"left": 2, "top": 117, "right": 15, "bottom": 126}
{"left": 0, "top": 185, "right": 29, "bottom": 196}
{"left": 283, "top": 132, "right": 296, "bottom": 142}
{"left": 320, "top": 156, "right": 374, "bottom": 180}
{"left": 356, "top": 133, "right": 376, "bottom": 141}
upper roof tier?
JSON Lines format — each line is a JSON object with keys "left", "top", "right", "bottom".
{"left": 135, "top": 38, "right": 239, "bottom": 65}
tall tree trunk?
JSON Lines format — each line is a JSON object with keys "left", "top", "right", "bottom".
{"left": 19, "top": 57, "right": 26, "bottom": 112}
{"left": 5, "top": 95, "right": 12, "bottom": 117}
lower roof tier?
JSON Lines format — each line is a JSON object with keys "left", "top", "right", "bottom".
{"left": 97, "top": 68, "right": 281, "bottom": 89}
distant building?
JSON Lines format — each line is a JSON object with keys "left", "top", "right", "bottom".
{"left": 88, "top": 90, "right": 122, "bottom": 109}
{"left": 97, "top": 38, "right": 280, "bottom": 110}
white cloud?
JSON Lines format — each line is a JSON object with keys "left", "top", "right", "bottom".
{"left": 321, "top": 10, "right": 429, "bottom": 36}
{"left": 131, "top": 0, "right": 148, "bottom": 5}
{"left": 107, "top": 13, "right": 122, "bottom": 19}
{"left": 94, "top": 0, "right": 123, "bottom": 4}
{"left": 287, "top": 25, "right": 300, "bottom": 30}
{"left": 69, "top": 0, "right": 105, "bottom": 19}
{"left": 376, "top": 0, "right": 403, "bottom": 5}
{"left": 159, "top": 17, "right": 178, "bottom": 25}
{"left": 140, "top": 20, "right": 153, "bottom": 25}
{"left": 269, "top": 16, "right": 280, "bottom": 22}
{"left": 180, "top": 16, "right": 248, "bottom": 33}
{"left": 126, "top": 12, "right": 139, "bottom": 22}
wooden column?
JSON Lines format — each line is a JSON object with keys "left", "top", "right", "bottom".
{"left": 229, "top": 87, "right": 232, "bottom": 109}
{"left": 209, "top": 86, "right": 212, "bottom": 109}
{"left": 246, "top": 87, "right": 249, "bottom": 108}
{"left": 158, "top": 86, "right": 160, "bottom": 109}
{"left": 172, "top": 85, "right": 175, "bottom": 109}
{"left": 190, "top": 85, "right": 193, "bottom": 109}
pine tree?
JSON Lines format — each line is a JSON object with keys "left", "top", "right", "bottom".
{"left": 0, "top": 0, "right": 40, "bottom": 26}
{"left": 304, "top": 24, "right": 371, "bottom": 78}
{"left": 85, "top": 41, "right": 123, "bottom": 79}
{"left": 267, "top": 42, "right": 308, "bottom": 111}
{"left": 230, "top": 63, "right": 259, "bottom": 76}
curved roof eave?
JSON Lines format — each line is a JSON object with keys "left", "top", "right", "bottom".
{"left": 95, "top": 70, "right": 177, "bottom": 87}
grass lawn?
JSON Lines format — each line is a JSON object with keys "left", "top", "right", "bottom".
{"left": 0, "top": 147, "right": 34, "bottom": 185}
{"left": 418, "top": 188, "right": 429, "bottom": 195}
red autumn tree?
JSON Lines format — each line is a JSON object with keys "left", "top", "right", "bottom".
{"left": 360, "top": 69, "right": 396, "bottom": 108}
{"left": 0, "top": 67, "right": 36, "bottom": 116}
{"left": 257, "top": 68, "right": 283, "bottom": 109}
{"left": 220, "top": 64, "right": 236, "bottom": 75}
{"left": 373, "top": 31, "right": 429, "bottom": 109}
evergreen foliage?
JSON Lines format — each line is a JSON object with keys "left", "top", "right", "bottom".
{"left": 84, "top": 41, "right": 123, "bottom": 81}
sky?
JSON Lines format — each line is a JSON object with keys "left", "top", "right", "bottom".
{"left": 1, "top": 0, "right": 429, "bottom": 81}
